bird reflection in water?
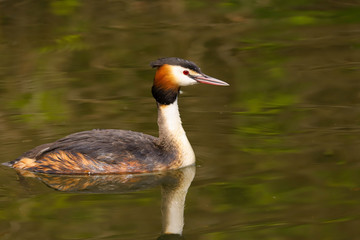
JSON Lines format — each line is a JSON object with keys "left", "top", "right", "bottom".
{"left": 15, "top": 165, "right": 195, "bottom": 240}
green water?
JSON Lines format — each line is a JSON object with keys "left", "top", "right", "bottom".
{"left": 0, "top": 0, "right": 360, "bottom": 239}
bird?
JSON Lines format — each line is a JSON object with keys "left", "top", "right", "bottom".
{"left": 3, "top": 57, "right": 229, "bottom": 174}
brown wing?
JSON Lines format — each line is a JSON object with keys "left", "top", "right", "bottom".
{"left": 8, "top": 129, "right": 178, "bottom": 174}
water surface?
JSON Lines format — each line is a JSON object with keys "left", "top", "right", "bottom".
{"left": 0, "top": 1, "right": 360, "bottom": 239}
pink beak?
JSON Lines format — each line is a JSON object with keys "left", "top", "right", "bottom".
{"left": 195, "top": 74, "right": 229, "bottom": 86}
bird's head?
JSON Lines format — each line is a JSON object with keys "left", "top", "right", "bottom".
{"left": 150, "top": 57, "right": 229, "bottom": 105}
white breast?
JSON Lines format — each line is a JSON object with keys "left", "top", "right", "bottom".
{"left": 157, "top": 99, "right": 195, "bottom": 168}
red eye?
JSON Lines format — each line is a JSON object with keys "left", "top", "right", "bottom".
{"left": 183, "top": 70, "right": 189, "bottom": 75}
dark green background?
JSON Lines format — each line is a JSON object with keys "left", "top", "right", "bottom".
{"left": 0, "top": 0, "right": 359, "bottom": 239}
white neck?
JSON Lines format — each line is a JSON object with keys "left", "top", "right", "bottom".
{"left": 157, "top": 98, "right": 195, "bottom": 168}
{"left": 161, "top": 166, "right": 196, "bottom": 235}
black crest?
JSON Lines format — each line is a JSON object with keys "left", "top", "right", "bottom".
{"left": 150, "top": 57, "right": 201, "bottom": 73}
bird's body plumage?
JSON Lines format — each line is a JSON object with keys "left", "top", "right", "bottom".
{"left": 10, "top": 129, "right": 179, "bottom": 174}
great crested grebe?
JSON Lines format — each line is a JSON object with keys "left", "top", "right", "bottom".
{"left": 4, "top": 57, "right": 229, "bottom": 174}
